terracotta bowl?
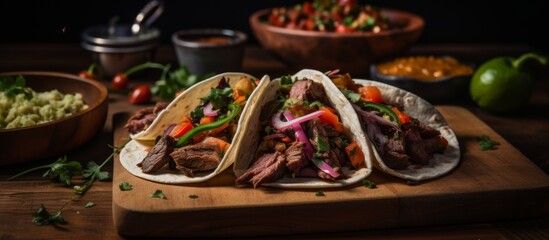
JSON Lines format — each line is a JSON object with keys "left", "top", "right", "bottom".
{"left": 250, "top": 8, "right": 424, "bottom": 77}
{"left": 0, "top": 72, "right": 109, "bottom": 165}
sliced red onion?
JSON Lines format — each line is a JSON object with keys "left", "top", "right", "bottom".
{"left": 326, "top": 69, "right": 340, "bottom": 77}
{"left": 203, "top": 101, "right": 219, "bottom": 117}
{"left": 263, "top": 133, "right": 287, "bottom": 141}
{"left": 271, "top": 110, "right": 324, "bottom": 131}
{"left": 283, "top": 110, "right": 340, "bottom": 178}
{"left": 163, "top": 124, "right": 176, "bottom": 136}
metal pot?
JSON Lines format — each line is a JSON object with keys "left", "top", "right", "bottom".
{"left": 81, "top": 0, "right": 163, "bottom": 79}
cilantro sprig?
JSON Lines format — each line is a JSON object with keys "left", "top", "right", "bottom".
{"left": 477, "top": 135, "right": 501, "bottom": 151}
{"left": 7, "top": 155, "right": 82, "bottom": 186}
{"left": 32, "top": 203, "right": 67, "bottom": 226}
{"left": 151, "top": 65, "right": 214, "bottom": 101}
{"left": 0, "top": 75, "right": 33, "bottom": 99}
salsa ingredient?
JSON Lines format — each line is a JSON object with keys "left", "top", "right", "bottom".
{"left": 0, "top": 75, "right": 88, "bottom": 129}
{"left": 78, "top": 63, "right": 97, "bottom": 80}
{"left": 476, "top": 135, "right": 501, "bottom": 151}
{"left": 7, "top": 155, "right": 82, "bottom": 186}
{"left": 376, "top": 56, "right": 474, "bottom": 81}
{"left": 129, "top": 85, "right": 152, "bottom": 104}
{"left": 267, "top": 0, "right": 390, "bottom": 33}
{"left": 32, "top": 204, "right": 67, "bottom": 226}
{"left": 470, "top": 52, "right": 547, "bottom": 113}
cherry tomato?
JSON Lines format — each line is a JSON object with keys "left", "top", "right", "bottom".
{"left": 129, "top": 85, "right": 152, "bottom": 104}
{"left": 112, "top": 73, "right": 129, "bottom": 89}
{"left": 78, "top": 70, "right": 95, "bottom": 80}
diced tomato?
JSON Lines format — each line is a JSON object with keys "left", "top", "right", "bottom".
{"left": 318, "top": 107, "right": 345, "bottom": 132}
{"left": 268, "top": 13, "right": 285, "bottom": 27}
{"left": 391, "top": 107, "right": 411, "bottom": 124}
{"left": 304, "top": 19, "right": 315, "bottom": 31}
{"left": 200, "top": 116, "right": 216, "bottom": 125}
{"left": 302, "top": 1, "right": 314, "bottom": 15}
{"left": 203, "top": 137, "right": 231, "bottom": 153}
{"left": 335, "top": 24, "right": 354, "bottom": 33}
{"left": 358, "top": 86, "right": 383, "bottom": 103}
{"left": 170, "top": 122, "right": 193, "bottom": 138}
{"left": 345, "top": 141, "right": 365, "bottom": 169}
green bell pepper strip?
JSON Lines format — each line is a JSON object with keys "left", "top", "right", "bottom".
{"left": 356, "top": 101, "right": 401, "bottom": 127}
{"left": 176, "top": 103, "right": 241, "bottom": 147}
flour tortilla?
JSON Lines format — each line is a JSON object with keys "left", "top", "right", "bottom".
{"left": 119, "top": 73, "right": 270, "bottom": 184}
{"left": 233, "top": 69, "right": 373, "bottom": 188}
{"left": 348, "top": 79, "right": 460, "bottom": 181}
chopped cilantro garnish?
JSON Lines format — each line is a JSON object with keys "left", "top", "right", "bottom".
{"left": 150, "top": 189, "right": 167, "bottom": 199}
{"left": 315, "top": 191, "right": 325, "bottom": 196}
{"left": 477, "top": 135, "right": 500, "bottom": 151}
{"left": 119, "top": 182, "right": 133, "bottom": 191}
{"left": 362, "top": 179, "right": 377, "bottom": 189}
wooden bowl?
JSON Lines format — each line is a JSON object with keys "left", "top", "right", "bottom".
{"left": 250, "top": 8, "right": 424, "bottom": 76}
{"left": 0, "top": 72, "right": 108, "bottom": 165}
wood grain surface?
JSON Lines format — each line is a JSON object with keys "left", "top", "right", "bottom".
{"left": 112, "top": 106, "right": 549, "bottom": 238}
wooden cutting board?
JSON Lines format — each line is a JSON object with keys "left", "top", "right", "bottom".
{"left": 112, "top": 106, "right": 549, "bottom": 238}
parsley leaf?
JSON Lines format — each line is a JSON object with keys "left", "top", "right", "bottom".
{"left": 119, "top": 182, "right": 133, "bottom": 191}
{"left": 342, "top": 89, "right": 361, "bottom": 103}
{"left": 75, "top": 141, "right": 129, "bottom": 195}
{"left": 8, "top": 155, "right": 82, "bottom": 186}
{"left": 477, "top": 135, "right": 500, "bottom": 151}
{"left": 85, "top": 202, "right": 95, "bottom": 208}
{"left": 0, "top": 75, "right": 33, "bottom": 99}
{"left": 362, "top": 179, "right": 377, "bottom": 189}
{"left": 315, "top": 191, "right": 325, "bottom": 196}
{"left": 316, "top": 136, "right": 330, "bottom": 153}
{"left": 151, "top": 189, "right": 167, "bottom": 199}
{"left": 189, "top": 194, "right": 199, "bottom": 199}
{"left": 32, "top": 204, "right": 67, "bottom": 226}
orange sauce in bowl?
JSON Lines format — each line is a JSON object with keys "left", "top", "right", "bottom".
{"left": 376, "top": 56, "right": 473, "bottom": 80}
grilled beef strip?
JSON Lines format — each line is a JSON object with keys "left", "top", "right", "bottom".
{"left": 170, "top": 141, "right": 223, "bottom": 177}
{"left": 124, "top": 101, "right": 168, "bottom": 134}
{"left": 236, "top": 151, "right": 288, "bottom": 188}
{"left": 138, "top": 135, "right": 176, "bottom": 173}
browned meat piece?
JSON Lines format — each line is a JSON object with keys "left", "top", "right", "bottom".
{"left": 289, "top": 79, "right": 326, "bottom": 102}
{"left": 236, "top": 152, "right": 288, "bottom": 188}
{"left": 384, "top": 151, "right": 410, "bottom": 169}
{"left": 124, "top": 102, "right": 168, "bottom": 134}
{"left": 170, "top": 142, "right": 222, "bottom": 177}
{"left": 285, "top": 141, "right": 306, "bottom": 172}
{"left": 138, "top": 135, "right": 176, "bottom": 173}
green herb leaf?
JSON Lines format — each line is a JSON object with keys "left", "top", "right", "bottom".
{"left": 151, "top": 189, "right": 167, "bottom": 199}
{"left": 119, "top": 182, "right": 133, "bottom": 191}
{"left": 316, "top": 136, "right": 330, "bottom": 153}
{"left": 0, "top": 75, "right": 33, "bottom": 99}
{"left": 362, "top": 179, "right": 377, "bottom": 189}
{"left": 342, "top": 89, "right": 361, "bottom": 103}
{"left": 32, "top": 204, "right": 67, "bottom": 226}
{"left": 189, "top": 194, "right": 199, "bottom": 199}
{"left": 8, "top": 155, "right": 82, "bottom": 186}
{"left": 83, "top": 161, "right": 110, "bottom": 181}
{"left": 85, "top": 202, "right": 95, "bottom": 208}
{"left": 315, "top": 191, "right": 325, "bottom": 196}
{"left": 477, "top": 135, "right": 500, "bottom": 151}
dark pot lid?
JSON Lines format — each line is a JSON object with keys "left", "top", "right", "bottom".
{"left": 81, "top": 24, "right": 160, "bottom": 52}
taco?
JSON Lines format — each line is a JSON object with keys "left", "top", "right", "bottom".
{"left": 119, "top": 73, "right": 269, "bottom": 184}
{"left": 328, "top": 71, "right": 460, "bottom": 181}
{"left": 233, "top": 69, "right": 372, "bottom": 188}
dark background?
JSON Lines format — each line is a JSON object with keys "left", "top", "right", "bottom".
{"left": 0, "top": 0, "right": 547, "bottom": 52}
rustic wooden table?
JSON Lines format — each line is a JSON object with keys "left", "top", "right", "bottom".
{"left": 0, "top": 43, "right": 548, "bottom": 239}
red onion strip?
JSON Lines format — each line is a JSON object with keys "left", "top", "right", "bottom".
{"left": 271, "top": 110, "right": 324, "bottom": 131}
{"left": 203, "top": 101, "right": 219, "bottom": 117}
{"left": 282, "top": 110, "right": 340, "bottom": 178}
{"left": 163, "top": 124, "right": 176, "bottom": 136}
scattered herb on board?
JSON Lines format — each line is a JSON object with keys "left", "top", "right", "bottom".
{"left": 0, "top": 74, "right": 33, "bottom": 99}
{"left": 189, "top": 194, "right": 199, "bottom": 199}
{"left": 477, "top": 135, "right": 501, "bottom": 151}
{"left": 315, "top": 191, "right": 325, "bottom": 197}
{"left": 362, "top": 179, "right": 377, "bottom": 189}
{"left": 85, "top": 202, "right": 95, "bottom": 208}
{"left": 32, "top": 204, "right": 67, "bottom": 226}
{"left": 74, "top": 141, "right": 129, "bottom": 195}
{"left": 119, "top": 182, "right": 133, "bottom": 191}
{"left": 151, "top": 190, "right": 167, "bottom": 199}
{"left": 7, "top": 155, "right": 82, "bottom": 186}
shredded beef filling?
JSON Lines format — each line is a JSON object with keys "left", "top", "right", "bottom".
{"left": 170, "top": 142, "right": 222, "bottom": 177}
{"left": 124, "top": 102, "right": 168, "bottom": 134}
